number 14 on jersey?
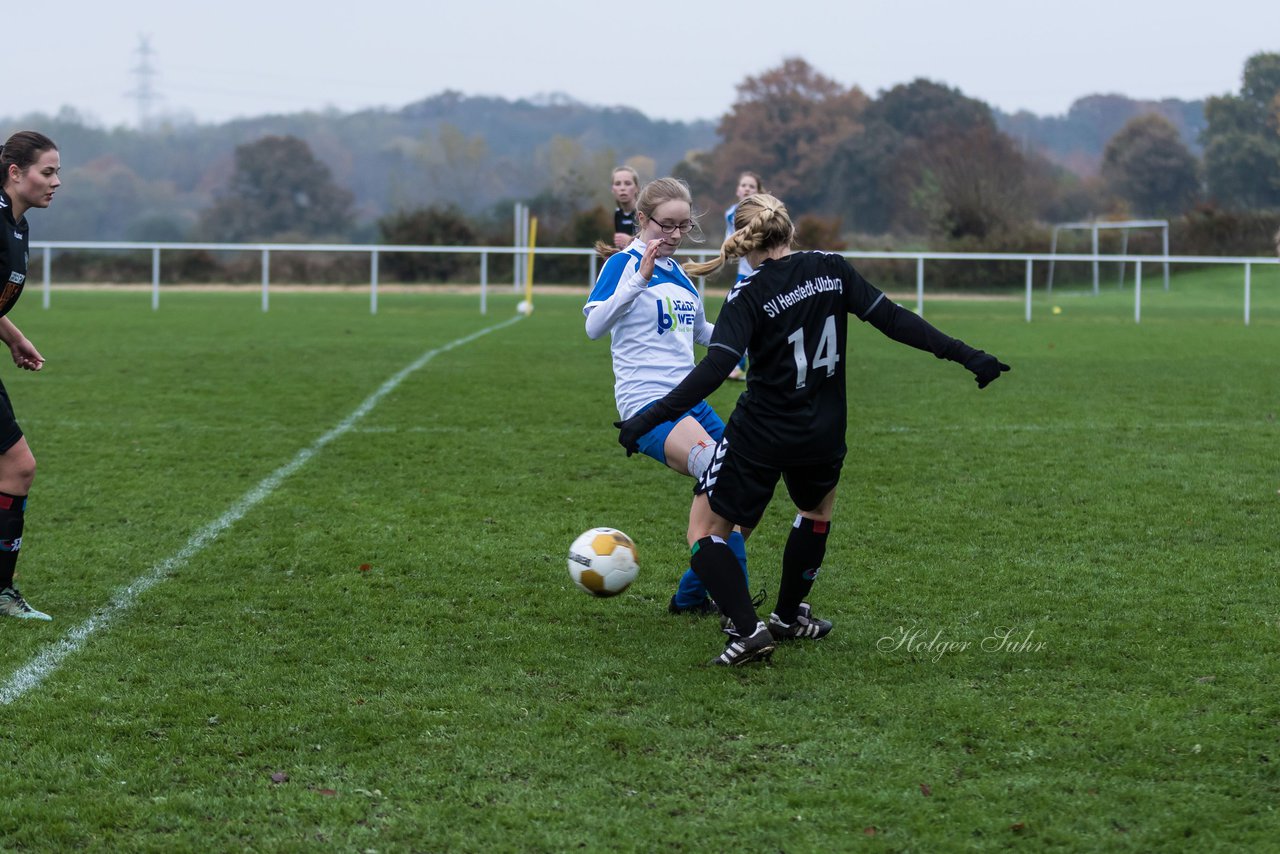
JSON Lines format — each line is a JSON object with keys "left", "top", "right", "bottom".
{"left": 786, "top": 315, "right": 840, "bottom": 389}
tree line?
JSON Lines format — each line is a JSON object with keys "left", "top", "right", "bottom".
{"left": 674, "top": 54, "right": 1278, "bottom": 250}
{"left": 9, "top": 53, "right": 1279, "bottom": 287}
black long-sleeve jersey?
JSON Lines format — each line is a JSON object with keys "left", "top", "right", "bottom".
{"left": 638, "top": 251, "right": 980, "bottom": 466}
{"left": 614, "top": 206, "right": 637, "bottom": 237}
{"left": 0, "top": 189, "right": 30, "bottom": 319}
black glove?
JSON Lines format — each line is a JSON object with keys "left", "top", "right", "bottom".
{"left": 615, "top": 418, "right": 639, "bottom": 457}
{"left": 615, "top": 415, "right": 652, "bottom": 457}
{"left": 615, "top": 403, "right": 674, "bottom": 456}
{"left": 963, "top": 351, "right": 1010, "bottom": 389}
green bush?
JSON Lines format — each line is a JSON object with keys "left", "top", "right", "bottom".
{"left": 49, "top": 250, "right": 153, "bottom": 284}
{"left": 1172, "top": 205, "right": 1280, "bottom": 257}
{"left": 378, "top": 205, "right": 480, "bottom": 283}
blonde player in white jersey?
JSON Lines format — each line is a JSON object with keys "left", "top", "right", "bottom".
{"left": 585, "top": 177, "right": 749, "bottom": 616}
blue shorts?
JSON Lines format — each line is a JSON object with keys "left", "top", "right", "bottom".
{"left": 634, "top": 399, "right": 725, "bottom": 466}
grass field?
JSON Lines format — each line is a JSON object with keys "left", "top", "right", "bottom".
{"left": 0, "top": 265, "right": 1277, "bottom": 851}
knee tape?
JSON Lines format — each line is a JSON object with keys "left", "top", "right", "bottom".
{"left": 687, "top": 439, "right": 715, "bottom": 480}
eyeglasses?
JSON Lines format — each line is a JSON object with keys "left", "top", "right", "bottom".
{"left": 647, "top": 217, "right": 695, "bottom": 235}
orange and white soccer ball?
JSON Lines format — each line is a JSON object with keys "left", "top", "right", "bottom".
{"left": 567, "top": 527, "right": 639, "bottom": 597}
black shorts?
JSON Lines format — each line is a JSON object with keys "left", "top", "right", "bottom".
{"left": 694, "top": 435, "right": 844, "bottom": 529}
{"left": 0, "top": 379, "right": 23, "bottom": 454}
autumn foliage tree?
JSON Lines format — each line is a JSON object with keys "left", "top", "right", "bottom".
{"left": 914, "top": 124, "right": 1033, "bottom": 239}
{"left": 702, "top": 58, "right": 867, "bottom": 213}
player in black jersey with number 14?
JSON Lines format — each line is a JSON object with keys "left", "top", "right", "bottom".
{"left": 0, "top": 131, "right": 61, "bottom": 621}
{"left": 617, "top": 193, "right": 1010, "bottom": 665}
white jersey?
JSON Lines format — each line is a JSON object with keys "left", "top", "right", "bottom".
{"left": 725, "top": 204, "right": 753, "bottom": 280}
{"left": 584, "top": 238, "right": 713, "bottom": 420}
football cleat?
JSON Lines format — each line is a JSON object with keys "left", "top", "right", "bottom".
{"left": 768, "top": 602, "right": 831, "bottom": 641}
{"left": 0, "top": 586, "right": 52, "bottom": 621}
{"left": 719, "top": 587, "right": 768, "bottom": 634}
{"left": 712, "top": 622, "right": 775, "bottom": 666}
{"left": 668, "top": 595, "right": 719, "bottom": 617}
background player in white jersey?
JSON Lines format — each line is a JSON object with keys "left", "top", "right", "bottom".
{"left": 724, "top": 171, "right": 764, "bottom": 381}
{"left": 585, "top": 177, "right": 749, "bottom": 616}
{"left": 617, "top": 193, "right": 1009, "bottom": 665}
{"left": 0, "top": 131, "right": 61, "bottom": 621}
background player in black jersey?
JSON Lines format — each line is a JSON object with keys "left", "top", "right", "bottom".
{"left": 0, "top": 131, "right": 60, "bottom": 621}
{"left": 608, "top": 166, "right": 639, "bottom": 250}
{"left": 592, "top": 166, "right": 640, "bottom": 256}
{"left": 617, "top": 193, "right": 1009, "bottom": 665}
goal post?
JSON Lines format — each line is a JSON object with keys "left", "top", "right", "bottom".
{"left": 1047, "top": 219, "right": 1169, "bottom": 295}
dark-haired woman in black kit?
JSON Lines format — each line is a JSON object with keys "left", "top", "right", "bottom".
{"left": 0, "top": 130, "right": 61, "bottom": 621}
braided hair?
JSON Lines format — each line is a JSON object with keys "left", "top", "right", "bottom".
{"left": 686, "top": 193, "right": 793, "bottom": 277}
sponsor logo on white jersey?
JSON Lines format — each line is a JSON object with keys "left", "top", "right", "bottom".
{"left": 655, "top": 296, "right": 697, "bottom": 336}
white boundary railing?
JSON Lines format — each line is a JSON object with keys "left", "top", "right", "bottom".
{"left": 29, "top": 241, "right": 1280, "bottom": 325}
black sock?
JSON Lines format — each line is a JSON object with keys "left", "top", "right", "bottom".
{"left": 691, "top": 536, "right": 759, "bottom": 636}
{"left": 0, "top": 492, "right": 27, "bottom": 590}
{"left": 775, "top": 516, "right": 829, "bottom": 624}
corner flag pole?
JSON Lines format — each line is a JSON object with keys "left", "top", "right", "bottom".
{"left": 523, "top": 217, "right": 538, "bottom": 310}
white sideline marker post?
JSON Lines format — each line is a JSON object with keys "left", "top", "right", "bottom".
{"left": 0, "top": 315, "right": 524, "bottom": 706}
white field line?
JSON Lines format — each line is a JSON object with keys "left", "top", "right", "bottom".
{"left": 0, "top": 315, "right": 522, "bottom": 705}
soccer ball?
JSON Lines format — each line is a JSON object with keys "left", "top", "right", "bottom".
{"left": 517, "top": 299, "right": 533, "bottom": 316}
{"left": 567, "top": 527, "right": 639, "bottom": 597}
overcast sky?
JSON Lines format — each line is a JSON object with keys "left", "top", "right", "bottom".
{"left": 9, "top": 1, "right": 1274, "bottom": 129}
